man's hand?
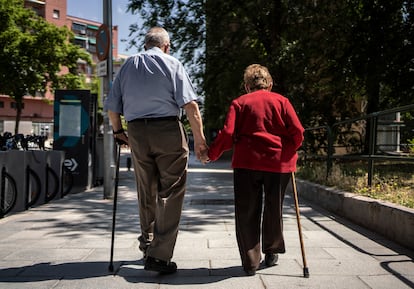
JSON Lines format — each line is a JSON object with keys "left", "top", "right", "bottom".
{"left": 199, "top": 146, "right": 210, "bottom": 164}
{"left": 194, "top": 142, "right": 209, "bottom": 164}
{"left": 182, "top": 101, "right": 209, "bottom": 164}
{"left": 114, "top": 132, "right": 129, "bottom": 147}
{"left": 108, "top": 111, "right": 129, "bottom": 146}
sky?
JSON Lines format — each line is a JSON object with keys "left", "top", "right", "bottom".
{"left": 67, "top": 0, "right": 140, "bottom": 55}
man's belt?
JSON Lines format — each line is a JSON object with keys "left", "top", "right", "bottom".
{"left": 129, "top": 116, "right": 178, "bottom": 123}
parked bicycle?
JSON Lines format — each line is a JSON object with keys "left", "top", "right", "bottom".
{"left": 0, "top": 132, "right": 49, "bottom": 151}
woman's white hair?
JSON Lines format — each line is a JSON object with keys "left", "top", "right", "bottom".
{"left": 244, "top": 64, "right": 273, "bottom": 91}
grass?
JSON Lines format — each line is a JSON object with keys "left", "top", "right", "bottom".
{"left": 297, "top": 160, "right": 414, "bottom": 209}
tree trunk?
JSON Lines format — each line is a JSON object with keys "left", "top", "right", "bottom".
{"left": 14, "top": 97, "right": 23, "bottom": 136}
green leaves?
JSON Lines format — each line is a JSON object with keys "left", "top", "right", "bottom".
{"left": 127, "top": 0, "right": 205, "bottom": 91}
{"left": 124, "top": 0, "right": 413, "bottom": 134}
{"left": 0, "top": 0, "right": 91, "bottom": 133}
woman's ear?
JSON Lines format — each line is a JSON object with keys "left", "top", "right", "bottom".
{"left": 267, "top": 82, "right": 273, "bottom": 91}
{"left": 244, "top": 84, "right": 250, "bottom": 93}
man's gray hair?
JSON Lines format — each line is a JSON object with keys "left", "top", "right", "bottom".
{"left": 145, "top": 27, "right": 170, "bottom": 49}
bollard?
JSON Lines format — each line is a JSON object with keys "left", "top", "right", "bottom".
{"left": 126, "top": 157, "right": 131, "bottom": 171}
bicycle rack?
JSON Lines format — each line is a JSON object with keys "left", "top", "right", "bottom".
{"left": 0, "top": 167, "right": 17, "bottom": 218}
{"left": 45, "top": 164, "right": 60, "bottom": 203}
{"left": 61, "top": 164, "right": 73, "bottom": 198}
{"left": 25, "top": 166, "right": 41, "bottom": 209}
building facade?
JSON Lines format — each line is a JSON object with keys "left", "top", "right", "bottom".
{"left": 0, "top": 0, "right": 119, "bottom": 137}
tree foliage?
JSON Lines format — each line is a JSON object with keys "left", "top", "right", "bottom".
{"left": 347, "top": 1, "right": 414, "bottom": 113}
{"left": 127, "top": 0, "right": 205, "bottom": 91}
{"left": 125, "top": 0, "right": 414, "bottom": 136}
{"left": 0, "top": 0, "right": 91, "bottom": 134}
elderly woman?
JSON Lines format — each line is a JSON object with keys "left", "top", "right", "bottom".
{"left": 207, "top": 64, "right": 304, "bottom": 276}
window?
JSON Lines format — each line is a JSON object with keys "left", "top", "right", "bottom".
{"left": 72, "top": 22, "right": 87, "bottom": 34}
{"left": 73, "top": 38, "right": 87, "bottom": 49}
{"left": 11, "top": 102, "right": 24, "bottom": 109}
{"left": 88, "top": 39, "right": 96, "bottom": 53}
{"left": 0, "top": 101, "right": 4, "bottom": 108}
{"left": 53, "top": 9, "right": 60, "bottom": 19}
{"left": 88, "top": 44, "right": 96, "bottom": 53}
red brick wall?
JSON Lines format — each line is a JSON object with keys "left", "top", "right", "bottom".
{"left": 44, "top": 0, "right": 67, "bottom": 27}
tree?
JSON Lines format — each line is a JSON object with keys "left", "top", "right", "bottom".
{"left": 203, "top": 0, "right": 283, "bottom": 134}
{"left": 0, "top": 0, "right": 91, "bottom": 134}
{"left": 347, "top": 0, "right": 414, "bottom": 113}
{"left": 278, "top": 1, "right": 367, "bottom": 127}
{"left": 127, "top": 0, "right": 205, "bottom": 92}
{"left": 124, "top": 0, "right": 414, "bottom": 136}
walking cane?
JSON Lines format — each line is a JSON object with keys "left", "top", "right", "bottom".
{"left": 108, "top": 142, "right": 122, "bottom": 272}
{"left": 291, "top": 172, "right": 310, "bottom": 278}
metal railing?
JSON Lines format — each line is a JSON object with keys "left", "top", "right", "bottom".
{"left": 300, "top": 104, "right": 414, "bottom": 186}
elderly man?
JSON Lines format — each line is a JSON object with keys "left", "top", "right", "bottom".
{"left": 104, "top": 27, "right": 208, "bottom": 274}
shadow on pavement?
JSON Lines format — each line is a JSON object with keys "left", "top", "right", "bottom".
{"left": 0, "top": 260, "right": 262, "bottom": 285}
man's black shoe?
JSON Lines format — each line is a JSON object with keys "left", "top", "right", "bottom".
{"left": 144, "top": 256, "right": 177, "bottom": 274}
{"left": 244, "top": 268, "right": 256, "bottom": 276}
{"left": 265, "top": 253, "right": 278, "bottom": 267}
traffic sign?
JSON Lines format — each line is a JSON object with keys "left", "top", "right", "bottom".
{"left": 97, "top": 60, "right": 107, "bottom": 77}
{"left": 96, "top": 24, "right": 110, "bottom": 61}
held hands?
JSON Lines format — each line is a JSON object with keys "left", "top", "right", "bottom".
{"left": 200, "top": 147, "right": 210, "bottom": 164}
{"left": 195, "top": 142, "right": 210, "bottom": 165}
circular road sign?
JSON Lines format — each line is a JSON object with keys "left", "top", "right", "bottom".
{"left": 96, "top": 24, "right": 110, "bottom": 61}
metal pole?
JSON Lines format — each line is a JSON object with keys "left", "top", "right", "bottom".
{"left": 103, "top": 0, "right": 115, "bottom": 199}
{"left": 367, "top": 116, "right": 377, "bottom": 187}
{"left": 396, "top": 112, "right": 401, "bottom": 152}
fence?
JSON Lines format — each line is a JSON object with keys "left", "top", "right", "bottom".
{"left": 300, "top": 104, "right": 414, "bottom": 186}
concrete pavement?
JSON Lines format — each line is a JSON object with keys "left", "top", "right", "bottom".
{"left": 0, "top": 149, "right": 413, "bottom": 289}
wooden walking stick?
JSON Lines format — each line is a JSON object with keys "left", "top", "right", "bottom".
{"left": 291, "top": 172, "right": 310, "bottom": 278}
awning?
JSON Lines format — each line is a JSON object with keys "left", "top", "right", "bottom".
{"left": 87, "top": 24, "right": 99, "bottom": 30}
{"left": 74, "top": 35, "right": 88, "bottom": 41}
{"left": 73, "top": 22, "right": 87, "bottom": 27}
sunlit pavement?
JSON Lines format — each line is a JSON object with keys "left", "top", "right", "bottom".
{"left": 0, "top": 149, "right": 413, "bottom": 289}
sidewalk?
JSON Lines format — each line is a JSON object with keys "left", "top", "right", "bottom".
{"left": 0, "top": 150, "right": 413, "bottom": 289}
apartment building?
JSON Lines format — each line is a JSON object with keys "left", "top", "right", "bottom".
{"left": 0, "top": 0, "right": 119, "bottom": 136}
